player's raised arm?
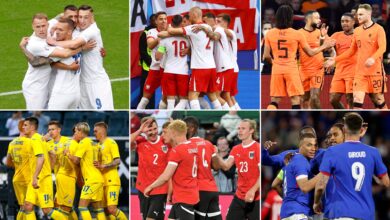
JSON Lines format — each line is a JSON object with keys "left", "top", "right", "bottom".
{"left": 217, "top": 154, "right": 235, "bottom": 171}
{"left": 130, "top": 118, "right": 153, "bottom": 150}
{"left": 167, "top": 26, "right": 185, "bottom": 36}
{"left": 49, "top": 47, "right": 82, "bottom": 58}
{"left": 328, "top": 36, "right": 358, "bottom": 67}
{"left": 144, "top": 163, "right": 177, "bottom": 197}
{"left": 51, "top": 61, "right": 80, "bottom": 71}
{"left": 296, "top": 173, "right": 320, "bottom": 193}
{"left": 47, "top": 36, "right": 85, "bottom": 50}
{"left": 19, "top": 37, "right": 52, "bottom": 67}
{"left": 301, "top": 37, "right": 335, "bottom": 57}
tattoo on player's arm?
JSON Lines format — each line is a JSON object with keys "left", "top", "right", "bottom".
{"left": 21, "top": 45, "right": 52, "bottom": 67}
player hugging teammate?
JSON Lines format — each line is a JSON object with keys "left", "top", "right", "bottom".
{"left": 6, "top": 117, "right": 127, "bottom": 220}
{"left": 263, "top": 3, "right": 388, "bottom": 109}
{"left": 20, "top": 4, "right": 113, "bottom": 110}
{"left": 131, "top": 116, "right": 260, "bottom": 220}
{"left": 136, "top": 6, "right": 241, "bottom": 110}
{"left": 262, "top": 112, "right": 390, "bottom": 220}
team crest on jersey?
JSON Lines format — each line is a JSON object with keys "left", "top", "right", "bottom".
{"left": 249, "top": 151, "right": 254, "bottom": 159}
{"left": 162, "top": 145, "right": 168, "bottom": 153}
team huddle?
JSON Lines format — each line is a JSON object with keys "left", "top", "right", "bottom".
{"left": 137, "top": 6, "right": 241, "bottom": 110}
{"left": 20, "top": 5, "right": 113, "bottom": 110}
{"left": 263, "top": 4, "right": 388, "bottom": 109}
{"left": 131, "top": 117, "right": 260, "bottom": 220}
{"left": 6, "top": 118, "right": 127, "bottom": 220}
{"left": 262, "top": 112, "right": 390, "bottom": 219}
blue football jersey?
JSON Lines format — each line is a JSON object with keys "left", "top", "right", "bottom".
{"left": 319, "top": 141, "right": 388, "bottom": 220}
{"left": 281, "top": 153, "right": 312, "bottom": 218}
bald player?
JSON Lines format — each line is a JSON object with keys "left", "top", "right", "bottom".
{"left": 325, "top": 4, "right": 387, "bottom": 109}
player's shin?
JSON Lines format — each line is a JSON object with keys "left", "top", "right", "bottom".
{"left": 167, "top": 98, "right": 176, "bottom": 109}
{"left": 93, "top": 208, "right": 106, "bottom": 220}
{"left": 24, "top": 210, "right": 36, "bottom": 220}
{"left": 48, "top": 208, "right": 68, "bottom": 219}
{"left": 79, "top": 207, "right": 92, "bottom": 220}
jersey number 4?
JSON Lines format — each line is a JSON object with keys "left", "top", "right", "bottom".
{"left": 351, "top": 162, "right": 365, "bottom": 191}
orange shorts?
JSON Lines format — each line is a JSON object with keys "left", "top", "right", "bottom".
{"left": 353, "top": 74, "right": 387, "bottom": 94}
{"left": 270, "top": 73, "right": 304, "bottom": 97}
{"left": 300, "top": 68, "right": 324, "bottom": 91}
{"left": 330, "top": 77, "right": 354, "bottom": 94}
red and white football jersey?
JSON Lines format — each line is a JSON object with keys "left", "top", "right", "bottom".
{"left": 135, "top": 136, "right": 171, "bottom": 195}
{"left": 228, "top": 29, "right": 239, "bottom": 72}
{"left": 182, "top": 23, "right": 216, "bottom": 69}
{"left": 229, "top": 141, "right": 260, "bottom": 201}
{"left": 214, "top": 26, "right": 234, "bottom": 73}
{"left": 159, "top": 36, "right": 189, "bottom": 75}
{"left": 190, "top": 137, "right": 218, "bottom": 192}
{"left": 168, "top": 140, "right": 199, "bottom": 205}
{"left": 146, "top": 28, "right": 161, "bottom": 71}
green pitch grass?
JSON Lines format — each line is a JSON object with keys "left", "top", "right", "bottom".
{"left": 0, "top": 0, "right": 129, "bottom": 109}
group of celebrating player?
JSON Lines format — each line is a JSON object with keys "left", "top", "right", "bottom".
{"left": 20, "top": 5, "right": 113, "bottom": 110}
{"left": 6, "top": 117, "right": 127, "bottom": 219}
{"left": 263, "top": 3, "right": 388, "bottom": 109}
{"left": 131, "top": 116, "right": 260, "bottom": 219}
{"left": 136, "top": 6, "right": 241, "bottom": 110}
{"left": 262, "top": 112, "right": 390, "bottom": 219}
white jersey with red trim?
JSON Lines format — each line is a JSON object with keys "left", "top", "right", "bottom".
{"left": 228, "top": 29, "right": 239, "bottom": 72}
{"left": 214, "top": 26, "right": 234, "bottom": 73}
{"left": 146, "top": 28, "right": 161, "bottom": 71}
{"left": 183, "top": 24, "right": 216, "bottom": 69}
{"left": 159, "top": 36, "right": 189, "bottom": 75}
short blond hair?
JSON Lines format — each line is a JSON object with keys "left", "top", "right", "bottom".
{"left": 359, "top": 4, "right": 372, "bottom": 12}
{"left": 32, "top": 13, "right": 48, "bottom": 22}
{"left": 167, "top": 120, "right": 187, "bottom": 135}
{"left": 241, "top": 119, "right": 258, "bottom": 139}
{"left": 75, "top": 122, "right": 90, "bottom": 135}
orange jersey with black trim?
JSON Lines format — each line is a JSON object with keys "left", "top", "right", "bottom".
{"left": 264, "top": 28, "right": 309, "bottom": 74}
{"left": 336, "top": 23, "right": 386, "bottom": 76}
{"left": 331, "top": 31, "right": 356, "bottom": 79}
{"left": 298, "top": 28, "right": 324, "bottom": 71}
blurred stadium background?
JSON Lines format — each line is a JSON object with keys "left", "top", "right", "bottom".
{"left": 0, "top": 0, "right": 128, "bottom": 109}
{"left": 261, "top": 111, "right": 390, "bottom": 220}
{"left": 130, "top": 0, "right": 260, "bottom": 109}
{"left": 130, "top": 110, "right": 259, "bottom": 220}
{"left": 0, "top": 111, "right": 129, "bottom": 219}
{"left": 261, "top": 0, "right": 390, "bottom": 109}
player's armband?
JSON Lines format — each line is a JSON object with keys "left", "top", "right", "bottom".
{"left": 158, "top": 46, "right": 166, "bottom": 54}
{"left": 277, "top": 169, "right": 284, "bottom": 180}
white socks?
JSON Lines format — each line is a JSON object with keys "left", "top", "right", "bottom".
{"left": 222, "top": 102, "right": 230, "bottom": 110}
{"left": 199, "top": 97, "right": 211, "bottom": 109}
{"left": 136, "top": 97, "right": 149, "bottom": 109}
{"left": 174, "top": 99, "right": 188, "bottom": 110}
{"left": 190, "top": 100, "right": 201, "bottom": 109}
{"left": 167, "top": 99, "right": 175, "bottom": 109}
{"left": 158, "top": 100, "right": 167, "bottom": 109}
{"left": 212, "top": 100, "right": 222, "bottom": 109}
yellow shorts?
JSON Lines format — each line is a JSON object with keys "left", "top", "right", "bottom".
{"left": 103, "top": 185, "right": 121, "bottom": 206}
{"left": 80, "top": 182, "right": 104, "bottom": 202}
{"left": 55, "top": 174, "right": 76, "bottom": 207}
{"left": 25, "top": 175, "right": 54, "bottom": 208}
{"left": 13, "top": 181, "right": 28, "bottom": 206}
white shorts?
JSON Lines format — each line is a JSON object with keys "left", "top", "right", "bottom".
{"left": 48, "top": 92, "right": 80, "bottom": 109}
{"left": 22, "top": 89, "right": 49, "bottom": 110}
{"left": 79, "top": 80, "right": 114, "bottom": 110}
{"left": 282, "top": 214, "right": 311, "bottom": 220}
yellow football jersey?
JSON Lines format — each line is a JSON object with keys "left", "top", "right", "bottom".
{"left": 75, "top": 137, "right": 104, "bottom": 184}
{"left": 47, "top": 136, "right": 70, "bottom": 175}
{"left": 100, "top": 138, "right": 121, "bottom": 186}
{"left": 7, "top": 136, "right": 32, "bottom": 183}
{"left": 29, "top": 133, "right": 52, "bottom": 179}
{"left": 57, "top": 139, "right": 78, "bottom": 178}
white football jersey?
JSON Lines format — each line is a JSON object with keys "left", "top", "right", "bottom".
{"left": 228, "top": 29, "right": 239, "bottom": 72}
{"left": 214, "top": 26, "right": 234, "bottom": 72}
{"left": 159, "top": 36, "right": 189, "bottom": 75}
{"left": 183, "top": 24, "right": 216, "bottom": 69}
{"left": 22, "top": 34, "right": 59, "bottom": 94}
{"left": 78, "top": 22, "right": 110, "bottom": 83}
{"left": 147, "top": 28, "right": 161, "bottom": 71}
{"left": 48, "top": 18, "right": 58, "bottom": 38}
{"left": 51, "top": 51, "right": 81, "bottom": 95}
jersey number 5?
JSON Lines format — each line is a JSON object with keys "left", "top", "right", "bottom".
{"left": 351, "top": 162, "right": 365, "bottom": 191}
{"left": 277, "top": 40, "right": 288, "bottom": 58}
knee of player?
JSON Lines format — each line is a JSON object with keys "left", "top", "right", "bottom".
{"left": 106, "top": 205, "right": 118, "bottom": 215}
{"left": 42, "top": 207, "right": 52, "bottom": 215}
{"left": 23, "top": 202, "right": 34, "bottom": 212}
